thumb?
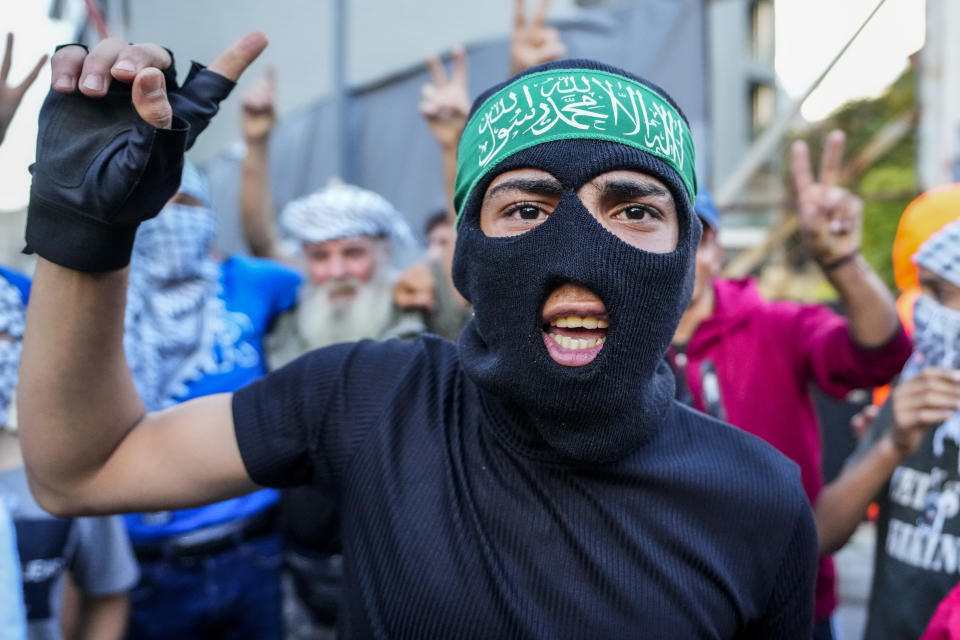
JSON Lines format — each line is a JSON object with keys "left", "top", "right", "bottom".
{"left": 208, "top": 31, "right": 268, "bottom": 82}
{"left": 132, "top": 68, "right": 173, "bottom": 129}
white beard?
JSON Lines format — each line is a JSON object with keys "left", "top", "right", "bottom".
{"left": 295, "top": 271, "right": 397, "bottom": 348}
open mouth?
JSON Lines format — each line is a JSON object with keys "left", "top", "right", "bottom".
{"left": 542, "top": 312, "right": 609, "bottom": 366}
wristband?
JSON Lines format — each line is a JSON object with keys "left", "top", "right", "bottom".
{"left": 818, "top": 249, "right": 861, "bottom": 273}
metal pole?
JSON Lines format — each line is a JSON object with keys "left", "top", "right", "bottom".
{"left": 332, "top": 0, "right": 349, "bottom": 182}
{"left": 714, "top": 0, "right": 889, "bottom": 209}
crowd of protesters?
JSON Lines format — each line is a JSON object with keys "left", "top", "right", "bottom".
{"left": 1, "top": 1, "right": 960, "bottom": 638}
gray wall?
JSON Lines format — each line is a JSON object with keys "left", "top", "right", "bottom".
{"left": 196, "top": 0, "right": 709, "bottom": 254}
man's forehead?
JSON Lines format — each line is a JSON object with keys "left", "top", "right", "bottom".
{"left": 304, "top": 235, "right": 382, "bottom": 250}
{"left": 485, "top": 168, "right": 672, "bottom": 194}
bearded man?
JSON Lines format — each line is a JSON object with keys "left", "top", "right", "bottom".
{"left": 264, "top": 183, "right": 416, "bottom": 367}
{"left": 19, "top": 34, "right": 817, "bottom": 638}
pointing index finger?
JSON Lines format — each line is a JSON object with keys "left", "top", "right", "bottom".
{"left": 819, "top": 129, "right": 846, "bottom": 186}
{"left": 207, "top": 31, "right": 268, "bottom": 83}
{"left": 515, "top": 0, "right": 527, "bottom": 29}
{"left": 533, "top": 0, "right": 551, "bottom": 27}
{"left": 1, "top": 33, "right": 12, "bottom": 83}
{"left": 451, "top": 45, "right": 467, "bottom": 86}
{"left": 16, "top": 53, "right": 48, "bottom": 94}
{"left": 790, "top": 140, "right": 814, "bottom": 197}
{"left": 425, "top": 53, "right": 446, "bottom": 87}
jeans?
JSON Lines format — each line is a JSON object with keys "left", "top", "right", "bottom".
{"left": 127, "top": 533, "right": 283, "bottom": 640}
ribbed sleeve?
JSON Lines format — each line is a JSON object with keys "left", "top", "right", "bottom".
{"left": 232, "top": 338, "right": 421, "bottom": 490}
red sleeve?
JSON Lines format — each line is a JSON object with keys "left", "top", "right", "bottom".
{"left": 787, "top": 303, "right": 912, "bottom": 399}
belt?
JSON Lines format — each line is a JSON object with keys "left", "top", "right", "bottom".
{"left": 134, "top": 506, "right": 277, "bottom": 561}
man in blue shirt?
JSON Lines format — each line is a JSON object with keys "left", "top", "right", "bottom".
{"left": 121, "top": 163, "right": 300, "bottom": 639}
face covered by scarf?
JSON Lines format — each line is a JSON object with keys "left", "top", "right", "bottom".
{"left": 904, "top": 220, "right": 960, "bottom": 464}
{"left": 0, "top": 276, "right": 26, "bottom": 431}
{"left": 452, "top": 60, "right": 700, "bottom": 463}
{"left": 124, "top": 162, "right": 223, "bottom": 411}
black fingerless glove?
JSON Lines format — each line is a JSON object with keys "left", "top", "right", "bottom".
{"left": 25, "top": 52, "right": 236, "bottom": 272}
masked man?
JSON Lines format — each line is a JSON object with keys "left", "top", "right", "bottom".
{"left": 814, "top": 200, "right": 960, "bottom": 639}
{"left": 19, "top": 36, "right": 817, "bottom": 638}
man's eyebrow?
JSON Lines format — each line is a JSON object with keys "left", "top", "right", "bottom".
{"left": 595, "top": 180, "right": 671, "bottom": 200}
{"left": 484, "top": 177, "right": 564, "bottom": 201}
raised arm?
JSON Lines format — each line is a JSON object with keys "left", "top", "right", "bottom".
{"left": 509, "top": 0, "right": 567, "bottom": 77}
{"left": 420, "top": 48, "right": 469, "bottom": 225}
{"left": 18, "top": 35, "right": 266, "bottom": 517}
{"left": 239, "top": 65, "right": 283, "bottom": 260}
{"left": 791, "top": 131, "right": 901, "bottom": 349}
{"left": 814, "top": 367, "right": 960, "bottom": 555}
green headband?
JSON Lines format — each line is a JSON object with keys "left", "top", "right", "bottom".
{"left": 453, "top": 69, "right": 698, "bottom": 226}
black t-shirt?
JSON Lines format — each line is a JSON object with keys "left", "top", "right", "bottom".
{"left": 862, "top": 401, "right": 960, "bottom": 639}
{"left": 233, "top": 336, "right": 817, "bottom": 639}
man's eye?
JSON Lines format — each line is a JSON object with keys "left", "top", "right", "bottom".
{"left": 618, "top": 205, "right": 658, "bottom": 221}
{"left": 506, "top": 204, "right": 545, "bottom": 221}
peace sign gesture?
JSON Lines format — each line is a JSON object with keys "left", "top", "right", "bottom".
{"left": 419, "top": 47, "right": 470, "bottom": 151}
{"left": 790, "top": 130, "right": 863, "bottom": 268}
{"left": 0, "top": 33, "right": 48, "bottom": 146}
{"left": 510, "top": 0, "right": 567, "bottom": 76}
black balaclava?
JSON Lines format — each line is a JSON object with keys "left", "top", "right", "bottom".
{"left": 452, "top": 60, "right": 701, "bottom": 463}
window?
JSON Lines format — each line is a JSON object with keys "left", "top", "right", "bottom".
{"left": 750, "top": 0, "right": 774, "bottom": 63}
{"left": 750, "top": 82, "right": 775, "bottom": 137}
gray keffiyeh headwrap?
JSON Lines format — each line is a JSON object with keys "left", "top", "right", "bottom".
{"left": 124, "top": 162, "right": 226, "bottom": 411}
{"left": 0, "top": 276, "right": 26, "bottom": 430}
{"left": 279, "top": 183, "right": 419, "bottom": 268}
{"left": 904, "top": 220, "right": 960, "bottom": 469}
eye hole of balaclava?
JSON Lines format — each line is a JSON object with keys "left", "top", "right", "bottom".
{"left": 477, "top": 165, "right": 682, "bottom": 258}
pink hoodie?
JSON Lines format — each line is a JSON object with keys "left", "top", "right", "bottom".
{"left": 681, "top": 277, "right": 912, "bottom": 621}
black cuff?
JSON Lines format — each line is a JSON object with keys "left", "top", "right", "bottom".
{"left": 24, "top": 195, "right": 140, "bottom": 272}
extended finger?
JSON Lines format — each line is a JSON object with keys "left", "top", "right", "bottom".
{"left": 425, "top": 53, "right": 446, "bottom": 88}
{"left": 515, "top": 0, "right": 527, "bottom": 29}
{"left": 818, "top": 129, "right": 845, "bottom": 186}
{"left": 916, "top": 409, "right": 959, "bottom": 426}
{"left": 79, "top": 37, "right": 128, "bottom": 96}
{"left": 790, "top": 139, "right": 814, "bottom": 198}
{"left": 50, "top": 45, "right": 88, "bottom": 93}
{"left": 451, "top": 45, "right": 467, "bottom": 86}
{"left": 109, "top": 43, "right": 172, "bottom": 83}
{"left": 208, "top": 31, "right": 268, "bottom": 82}
{"left": 533, "top": 0, "right": 550, "bottom": 27}
{"left": 13, "top": 53, "right": 48, "bottom": 96}
{"left": 1, "top": 33, "right": 13, "bottom": 83}
{"left": 131, "top": 67, "right": 173, "bottom": 129}
{"left": 918, "top": 367, "right": 960, "bottom": 385}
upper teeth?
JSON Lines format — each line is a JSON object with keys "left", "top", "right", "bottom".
{"left": 549, "top": 334, "right": 605, "bottom": 350}
{"left": 551, "top": 316, "right": 609, "bottom": 329}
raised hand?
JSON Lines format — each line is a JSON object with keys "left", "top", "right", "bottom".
{"left": 510, "top": 0, "right": 567, "bottom": 76}
{"left": 889, "top": 368, "right": 960, "bottom": 457}
{"left": 241, "top": 65, "right": 276, "bottom": 142}
{"left": 790, "top": 130, "right": 863, "bottom": 269}
{"left": 27, "top": 32, "right": 267, "bottom": 272}
{"left": 419, "top": 47, "right": 470, "bottom": 151}
{"left": 0, "top": 33, "right": 48, "bottom": 146}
